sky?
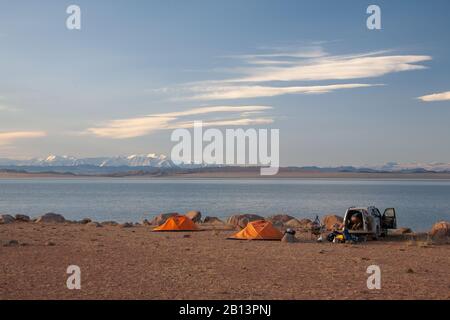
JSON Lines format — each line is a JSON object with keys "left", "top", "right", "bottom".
{"left": 0, "top": 0, "right": 449, "bottom": 166}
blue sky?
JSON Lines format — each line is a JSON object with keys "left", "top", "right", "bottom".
{"left": 0, "top": 0, "right": 449, "bottom": 166}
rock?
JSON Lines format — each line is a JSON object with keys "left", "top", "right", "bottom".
{"left": 0, "top": 214, "right": 15, "bottom": 224}
{"left": 203, "top": 216, "right": 225, "bottom": 224}
{"left": 429, "top": 221, "right": 450, "bottom": 240}
{"left": 87, "top": 222, "right": 103, "bottom": 228}
{"left": 281, "top": 233, "right": 299, "bottom": 243}
{"left": 79, "top": 218, "right": 92, "bottom": 224}
{"left": 101, "top": 221, "right": 119, "bottom": 226}
{"left": 45, "top": 241, "right": 56, "bottom": 246}
{"left": 120, "top": 222, "right": 133, "bottom": 228}
{"left": 227, "top": 214, "right": 265, "bottom": 229}
{"left": 267, "top": 214, "right": 296, "bottom": 226}
{"left": 150, "top": 213, "right": 180, "bottom": 226}
{"left": 285, "top": 218, "right": 312, "bottom": 229}
{"left": 3, "top": 240, "right": 19, "bottom": 247}
{"left": 185, "top": 210, "right": 202, "bottom": 223}
{"left": 14, "top": 214, "right": 30, "bottom": 222}
{"left": 142, "top": 219, "right": 151, "bottom": 226}
{"left": 299, "top": 218, "right": 313, "bottom": 227}
{"left": 389, "top": 227, "right": 413, "bottom": 235}
{"left": 321, "top": 215, "right": 344, "bottom": 231}
{"left": 35, "top": 213, "right": 66, "bottom": 224}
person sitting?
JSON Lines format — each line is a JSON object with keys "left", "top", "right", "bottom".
{"left": 349, "top": 214, "right": 363, "bottom": 230}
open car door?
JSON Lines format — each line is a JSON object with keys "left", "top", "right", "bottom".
{"left": 382, "top": 208, "right": 397, "bottom": 230}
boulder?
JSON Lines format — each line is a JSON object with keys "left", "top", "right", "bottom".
{"left": 186, "top": 210, "right": 202, "bottom": 223}
{"left": 15, "top": 214, "right": 30, "bottom": 222}
{"left": 0, "top": 214, "right": 15, "bottom": 224}
{"left": 150, "top": 213, "right": 180, "bottom": 226}
{"left": 35, "top": 213, "right": 66, "bottom": 224}
{"left": 285, "top": 218, "right": 312, "bottom": 229}
{"left": 281, "top": 233, "right": 299, "bottom": 243}
{"left": 203, "top": 216, "right": 225, "bottom": 224}
{"left": 227, "top": 214, "right": 265, "bottom": 229}
{"left": 267, "top": 214, "right": 296, "bottom": 226}
{"left": 429, "top": 221, "right": 450, "bottom": 240}
{"left": 321, "top": 215, "right": 343, "bottom": 231}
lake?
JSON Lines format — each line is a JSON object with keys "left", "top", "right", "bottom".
{"left": 1, "top": 178, "right": 449, "bottom": 231}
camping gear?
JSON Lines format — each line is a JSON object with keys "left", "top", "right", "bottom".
{"left": 285, "top": 228, "right": 296, "bottom": 235}
{"left": 334, "top": 234, "right": 345, "bottom": 243}
{"left": 311, "top": 215, "right": 322, "bottom": 235}
{"left": 228, "top": 220, "right": 283, "bottom": 240}
{"left": 153, "top": 215, "right": 200, "bottom": 232}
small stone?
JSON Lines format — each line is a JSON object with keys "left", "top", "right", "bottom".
{"left": 45, "top": 241, "right": 56, "bottom": 246}
{"left": 101, "top": 221, "right": 119, "bottom": 226}
{"left": 79, "top": 218, "right": 92, "bottom": 224}
{"left": 406, "top": 268, "right": 414, "bottom": 274}
{"left": 120, "top": 222, "right": 133, "bottom": 228}
{"left": 87, "top": 221, "right": 103, "bottom": 228}
{"left": 4, "top": 240, "right": 20, "bottom": 247}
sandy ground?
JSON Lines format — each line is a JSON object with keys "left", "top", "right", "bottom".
{"left": 1, "top": 222, "right": 449, "bottom": 300}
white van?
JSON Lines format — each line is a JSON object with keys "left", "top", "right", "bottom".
{"left": 343, "top": 206, "right": 397, "bottom": 239}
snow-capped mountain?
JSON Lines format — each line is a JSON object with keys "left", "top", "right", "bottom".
{"left": 0, "top": 154, "right": 177, "bottom": 168}
{"left": 367, "top": 162, "right": 450, "bottom": 172}
{"left": 0, "top": 156, "right": 449, "bottom": 172}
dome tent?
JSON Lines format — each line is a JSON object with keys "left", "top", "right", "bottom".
{"left": 228, "top": 220, "right": 283, "bottom": 240}
{"left": 153, "top": 215, "right": 200, "bottom": 232}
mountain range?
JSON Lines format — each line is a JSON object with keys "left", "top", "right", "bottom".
{"left": 0, "top": 154, "right": 176, "bottom": 168}
{"left": 0, "top": 154, "right": 450, "bottom": 173}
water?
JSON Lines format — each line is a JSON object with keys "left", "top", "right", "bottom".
{"left": 0, "top": 178, "right": 449, "bottom": 231}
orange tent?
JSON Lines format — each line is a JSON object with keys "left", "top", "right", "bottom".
{"left": 153, "top": 215, "right": 200, "bottom": 232}
{"left": 228, "top": 220, "right": 283, "bottom": 240}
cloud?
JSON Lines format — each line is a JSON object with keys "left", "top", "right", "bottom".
{"left": 164, "top": 47, "right": 430, "bottom": 101}
{"left": 0, "top": 105, "right": 19, "bottom": 112}
{"left": 0, "top": 131, "right": 47, "bottom": 145}
{"left": 228, "top": 53, "right": 431, "bottom": 83}
{"left": 186, "top": 83, "right": 383, "bottom": 100}
{"left": 417, "top": 91, "right": 450, "bottom": 102}
{"left": 86, "top": 106, "right": 273, "bottom": 139}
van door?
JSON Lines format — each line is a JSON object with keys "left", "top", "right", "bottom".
{"left": 382, "top": 208, "right": 397, "bottom": 230}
